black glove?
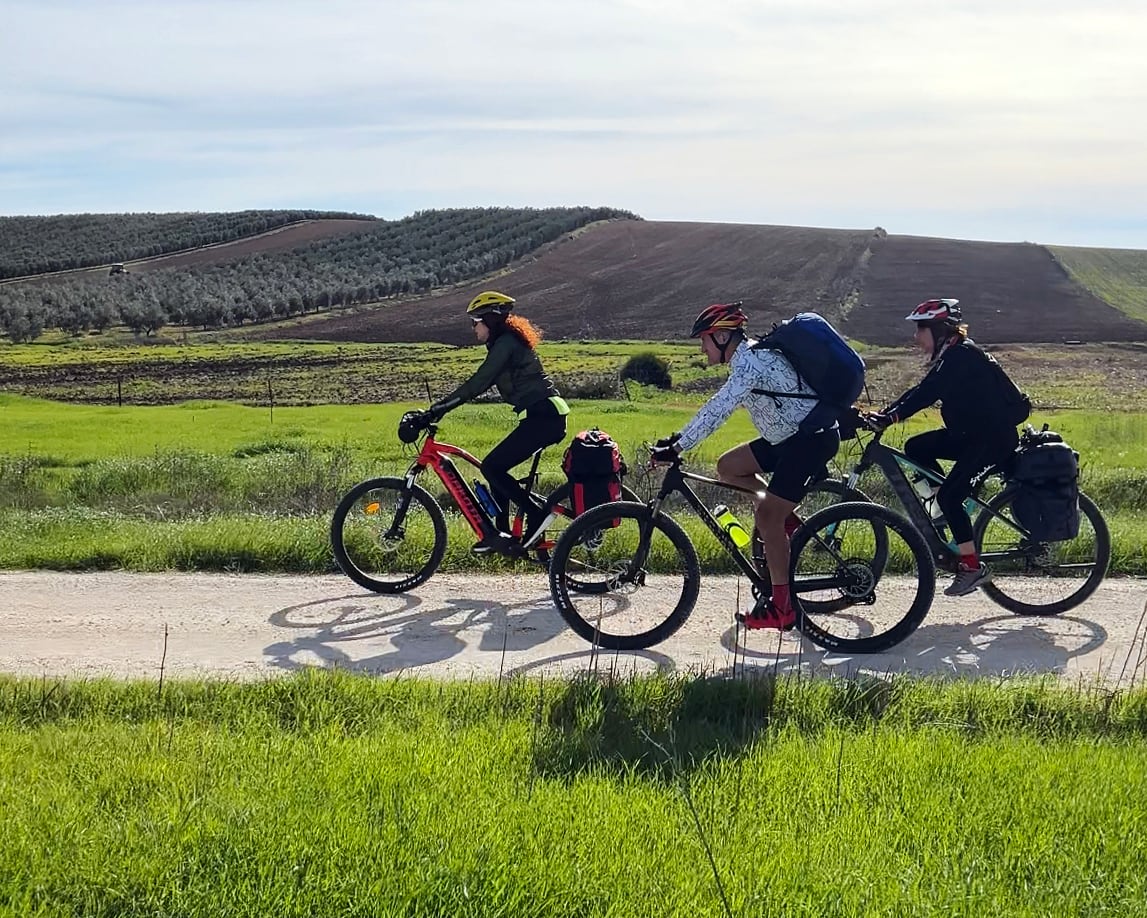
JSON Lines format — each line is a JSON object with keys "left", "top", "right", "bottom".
{"left": 428, "top": 396, "right": 462, "bottom": 422}
{"left": 866, "top": 411, "right": 895, "bottom": 432}
{"left": 649, "top": 443, "right": 680, "bottom": 464}
{"left": 654, "top": 432, "right": 681, "bottom": 449}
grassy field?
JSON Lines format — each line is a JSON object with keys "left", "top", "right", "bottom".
{"left": 2, "top": 671, "right": 1146, "bottom": 917}
{"left": 2, "top": 392, "right": 1146, "bottom": 574}
{"left": 1051, "top": 246, "right": 1147, "bottom": 325}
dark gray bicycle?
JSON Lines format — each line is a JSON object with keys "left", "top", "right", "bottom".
{"left": 828, "top": 412, "right": 1111, "bottom": 615}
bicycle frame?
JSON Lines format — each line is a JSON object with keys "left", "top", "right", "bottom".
{"left": 632, "top": 459, "right": 883, "bottom": 599}
{"left": 394, "top": 422, "right": 552, "bottom": 546}
{"left": 645, "top": 462, "right": 770, "bottom": 587}
{"left": 842, "top": 429, "right": 1025, "bottom": 571}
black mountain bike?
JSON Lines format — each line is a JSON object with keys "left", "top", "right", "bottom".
{"left": 547, "top": 449, "right": 936, "bottom": 654}
{"left": 830, "top": 414, "right": 1111, "bottom": 615}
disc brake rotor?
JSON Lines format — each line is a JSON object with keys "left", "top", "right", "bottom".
{"left": 837, "top": 557, "right": 877, "bottom": 600}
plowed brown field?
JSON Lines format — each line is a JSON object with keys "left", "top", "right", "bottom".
{"left": 846, "top": 234, "right": 1146, "bottom": 344}
{"left": 261, "top": 221, "right": 880, "bottom": 345}
{"left": 251, "top": 221, "right": 1147, "bottom": 346}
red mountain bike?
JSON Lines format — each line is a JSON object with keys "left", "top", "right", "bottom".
{"left": 331, "top": 410, "right": 637, "bottom": 593}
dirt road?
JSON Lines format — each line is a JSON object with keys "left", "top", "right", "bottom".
{"left": 1, "top": 572, "right": 1145, "bottom": 686}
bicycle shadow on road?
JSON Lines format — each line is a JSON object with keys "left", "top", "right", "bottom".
{"left": 264, "top": 587, "right": 570, "bottom": 676}
{"left": 718, "top": 613, "right": 1109, "bottom": 682}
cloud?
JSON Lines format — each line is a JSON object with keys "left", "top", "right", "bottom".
{"left": 1, "top": 0, "right": 1144, "bottom": 246}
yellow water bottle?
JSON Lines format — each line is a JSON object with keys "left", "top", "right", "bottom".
{"left": 713, "top": 504, "right": 751, "bottom": 549}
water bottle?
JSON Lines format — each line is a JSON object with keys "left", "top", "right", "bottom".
{"left": 473, "top": 480, "right": 499, "bottom": 518}
{"left": 911, "top": 476, "right": 944, "bottom": 519}
{"left": 713, "top": 504, "right": 751, "bottom": 549}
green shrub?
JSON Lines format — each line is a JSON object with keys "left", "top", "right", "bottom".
{"left": 620, "top": 352, "right": 672, "bottom": 389}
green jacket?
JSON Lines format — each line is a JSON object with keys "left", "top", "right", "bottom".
{"left": 436, "top": 332, "right": 559, "bottom": 414}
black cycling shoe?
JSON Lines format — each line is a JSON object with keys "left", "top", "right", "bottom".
{"left": 471, "top": 531, "right": 514, "bottom": 555}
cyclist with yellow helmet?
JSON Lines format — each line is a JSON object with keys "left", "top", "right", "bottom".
{"left": 426, "top": 291, "right": 570, "bottom": 553}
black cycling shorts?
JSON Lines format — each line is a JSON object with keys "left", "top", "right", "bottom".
{"left": 749, "top": 428, "right": 841, "bottom": 504}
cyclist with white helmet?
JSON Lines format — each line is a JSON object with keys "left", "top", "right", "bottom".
{"left": 651, "top": 302, "right": 842, "bottom": 631}
{"left": 424, "top": 291, "right": 570, "bottom": 553}
{"left": 871, "top": 298, "right": 1030, "bottom": 596}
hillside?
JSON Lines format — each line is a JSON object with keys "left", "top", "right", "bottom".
{"left": 264, "top": 222, "right": 880, "bottom": 345}
{"left": 0, "top": 210, "right": 374, "bottom": 279}
{"left": 3, "top": 209, "right": 1147, "bottom": 347}
{"left": 1049, "top": 245, "right": 1147, "bottom": 326}
{"left": 260, "top": 221, "right": 1147, "bottom": 346}
{"left": 845, "top": 235, "right": 1146, "bottom": 344}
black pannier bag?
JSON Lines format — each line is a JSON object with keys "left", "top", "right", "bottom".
{"left": 562, "top": 427, "right": 626, "bottom": 522}
{"left": 1010, "top": 432, "right": 1081, "bottom": 543}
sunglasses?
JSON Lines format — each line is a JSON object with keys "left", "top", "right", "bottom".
{"left": 470, "top": 316, "right": 484, "bottom": 326}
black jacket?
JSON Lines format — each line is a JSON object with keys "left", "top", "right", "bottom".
{"left": 883, "top": 340, "right": 1028, "bottom": 437}
{"left": 437, "top": 330, "right": 559, "bottom": 413}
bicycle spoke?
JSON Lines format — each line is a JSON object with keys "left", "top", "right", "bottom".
{"left": 549, "top": 502, "right": 700, "bottom": 650}
{"left": 790, "top": 502, "right": 934, "bottom": 653}
{"left": 975, "top": 490, "right": 1110, "bottom": 615}
{"left": 332, "top": 478, "right": 446, "bottom": 593}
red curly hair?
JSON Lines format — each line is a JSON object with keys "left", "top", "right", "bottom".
{"left": 501, "top": 314, "right": 543, "bottom": 349}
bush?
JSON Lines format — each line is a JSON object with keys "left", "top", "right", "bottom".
{"left": 620, "top": 352, "right": 672, "bottom": 390}
{"left": 557, "top": 374, "right": 623, "bottom": 400}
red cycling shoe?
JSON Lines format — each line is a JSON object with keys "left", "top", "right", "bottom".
{"left": 735, "top": 598, "right": 796, "bottom": 631}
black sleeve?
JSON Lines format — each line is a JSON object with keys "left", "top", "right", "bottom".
{"left": 883, "top": 351, "right": 961, "bottom": 421}
{"left": 434, "top": 335, "right": 514, "bottom": 409}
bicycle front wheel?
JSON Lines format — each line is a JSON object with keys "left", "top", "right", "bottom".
{"left": 750, "top": 479, "right": 888, "bottom": 614}
{"left": 331, "top": 476, "right": 447, "bottom": 593}
{"left": 547, "top": 501, "right": 701, "bottom": 650}
{"left": 790, "top": 501, "right": 936, "bottom": 654}
{"left": 974, "top": 488, "right": 1110, "bottom": 616}
{"left": 532, "top": 482, "right": 640, "bottom": 592}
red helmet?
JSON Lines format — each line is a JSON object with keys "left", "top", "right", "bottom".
{"left": 905, "top": 298, "right": 961, "bottom": 324}
{"left": 690, "top": 301, "right": 748, "bottom": 338}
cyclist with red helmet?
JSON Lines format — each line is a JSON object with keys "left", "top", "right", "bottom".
{"left": 871, "top": 298, "right": 1030, "bottom": 596}
{"left": 651, "top": 302, "right": 842, "bottom": 631}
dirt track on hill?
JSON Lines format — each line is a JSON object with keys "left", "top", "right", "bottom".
{"left": 2, "top": 572, "right": 1144, "bottom": 686}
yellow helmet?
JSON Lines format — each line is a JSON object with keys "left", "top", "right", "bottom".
{"left": 466, "top": 290, "right": 516, "bottom": 317}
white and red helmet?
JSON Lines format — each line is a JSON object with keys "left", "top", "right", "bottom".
{"left": 905, "top": 298, "right": 961, "bottom": 323}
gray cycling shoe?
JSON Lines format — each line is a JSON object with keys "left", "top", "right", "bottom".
{"left": 944, "top": 562, "right": 992, "bottom": 597}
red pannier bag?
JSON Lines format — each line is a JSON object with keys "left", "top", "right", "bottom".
{"left": 561, "top": 427, "right": 626, "bottom": 525}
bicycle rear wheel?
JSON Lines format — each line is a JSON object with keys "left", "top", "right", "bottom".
{"left": 547, "top": 501, "right": 700, "bottom": 650}
{"left": 331, "top": 476, "right": 447, "bottom": 593}
{"left": 789, "top": 502, "right": 935, "bottom": 654}
{"left": 974, "top": 488, "right": 1110, "bottom": 616}
{"left": 751, "top": 479, "right": 886, "bottom": 614}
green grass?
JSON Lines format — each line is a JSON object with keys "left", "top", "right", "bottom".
{"left": 1050, "top": 246, "right": 1147, "bottom": 324}
{"left": 3, "top": 394, "right": 1147, "bottom": 573}
{"left": 2, "top": 671, "right": 1146, "bottom": 917}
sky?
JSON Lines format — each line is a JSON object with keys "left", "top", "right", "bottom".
{"left": 2, "top": 0, "right": 1146, "bottom": 248}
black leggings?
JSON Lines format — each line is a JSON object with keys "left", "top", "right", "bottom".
{"left": 481, "top": 402, "right": 567, "bottom": 530}
{"left": 904, "top": 427, "right": 1018, "bottom": 544}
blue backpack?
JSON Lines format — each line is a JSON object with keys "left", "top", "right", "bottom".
{"left": 750, "top": 312, "right": 866, "bottom": 434}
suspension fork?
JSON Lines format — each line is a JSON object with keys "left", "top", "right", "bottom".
{"left": 624, "top": 468, "right": 680, "bottom": 580}
{"left": 382, "top": 460, "right": 427, "bottom": 540}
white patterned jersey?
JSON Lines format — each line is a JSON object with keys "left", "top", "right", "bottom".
{"left": 676, "top": 340, "right": 815, "bottom": 451}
